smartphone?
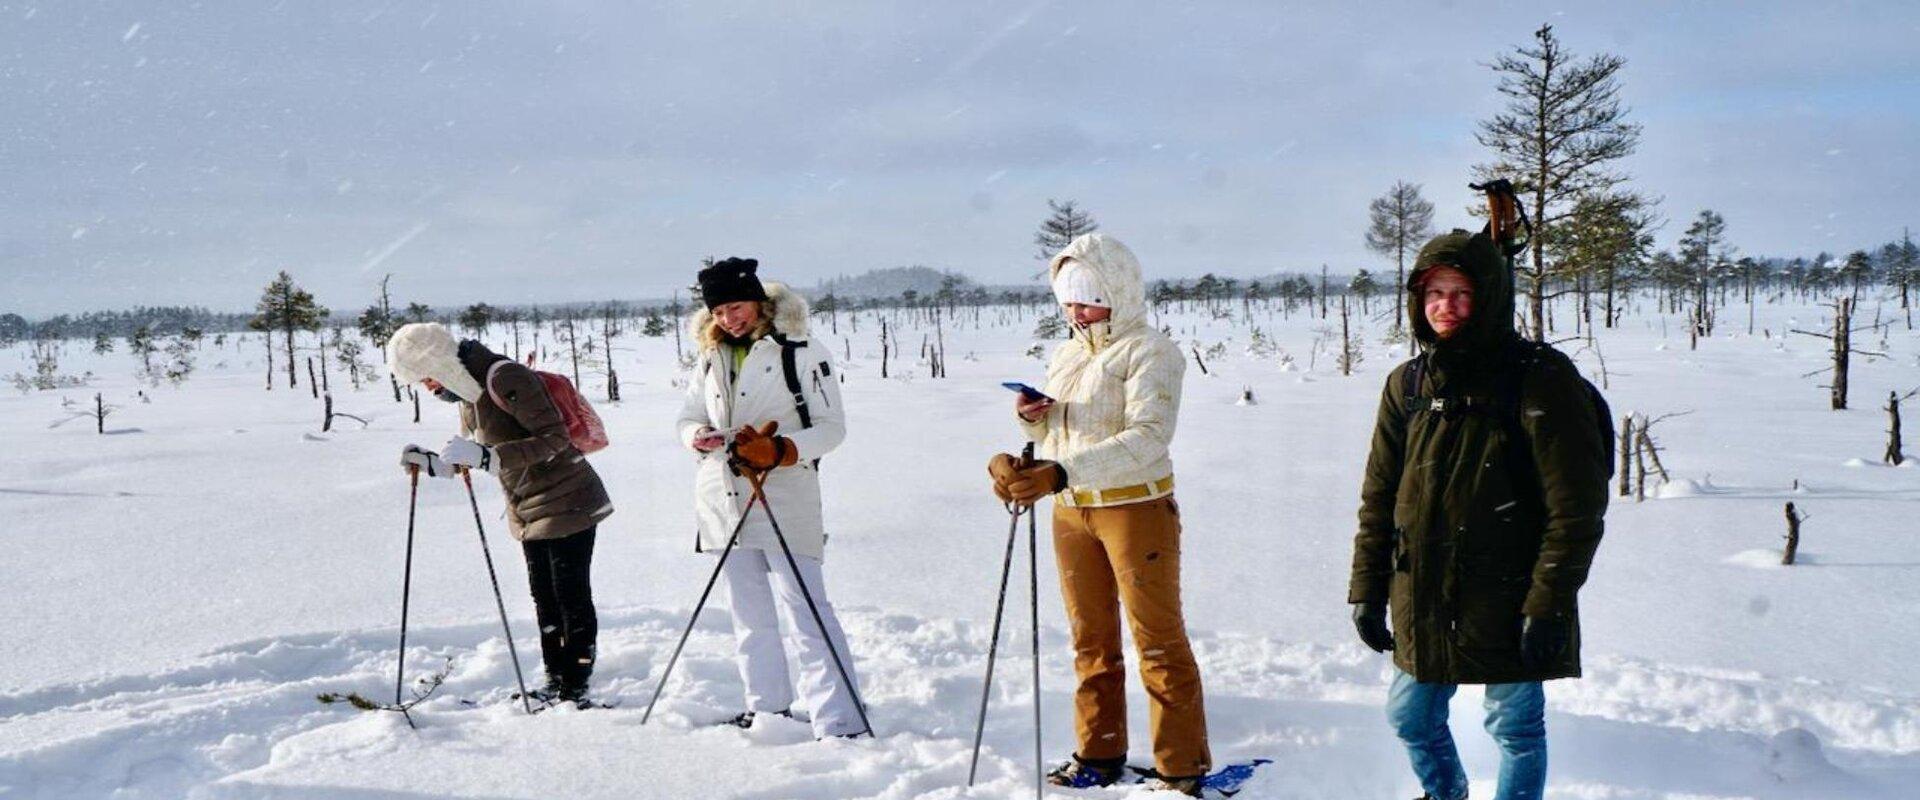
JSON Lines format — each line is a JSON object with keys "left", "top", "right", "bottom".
{"left": 1001, "top": 382, "right": 1053, "bottom": 403}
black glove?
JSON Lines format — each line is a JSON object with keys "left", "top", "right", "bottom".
{"left": 1351, "top": 601, "right": 1393, "bottom": 653}
{"left": 1520, "top": 615, "right": 1571, "bottom": 668}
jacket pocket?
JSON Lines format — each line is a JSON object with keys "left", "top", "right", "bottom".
{"left": 1454, "top": 570, "right": 1529, "bottom": 651}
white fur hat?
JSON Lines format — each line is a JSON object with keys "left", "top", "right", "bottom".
{"left": 1052, "top": 258, "right": 1109, "bottom": 308}
{"left": 385, "top": 322, "right": 484, "bottom": 403}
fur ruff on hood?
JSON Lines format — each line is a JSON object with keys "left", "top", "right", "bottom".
{"left": 385, "top": 322, "right": 484, "bottom": 402}
{"left": 688, "top": 281, "right": 811, "bottom": 352}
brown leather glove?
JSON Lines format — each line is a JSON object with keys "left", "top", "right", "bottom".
{"left": 987, "top": 453, "right": 1021, "bottom": 504}
{"left": 988, "top": 453, "right": 1066, "bottom": 507}
{"left": 730, "top": 421, "right": 798, "bottom": 473}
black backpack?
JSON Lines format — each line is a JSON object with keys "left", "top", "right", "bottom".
{"left": 1401, "top": 340, "right": 1616, "bottom": 478}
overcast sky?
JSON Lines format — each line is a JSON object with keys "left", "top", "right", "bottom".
{"left": 3, "top": 1, "right": 1916, "bottom": 317}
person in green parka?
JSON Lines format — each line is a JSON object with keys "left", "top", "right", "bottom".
{"left": 1348, "top": 229, "right": 1610, "bottom": 800}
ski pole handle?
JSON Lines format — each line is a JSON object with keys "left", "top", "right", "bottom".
{"left": 1020, "top": 441, "right": 1035, "bottom": 468}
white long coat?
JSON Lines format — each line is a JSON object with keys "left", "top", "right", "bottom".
{"left": 676, "top": 283, "right": 846, "bottom": 560}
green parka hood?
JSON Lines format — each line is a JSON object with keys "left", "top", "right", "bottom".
{"left": 1407, "top": 229, "right": 1514, "bottom": 353}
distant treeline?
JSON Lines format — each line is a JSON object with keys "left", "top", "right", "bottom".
{"left": 0, "top": 307, "right": 255, "bottom": 344}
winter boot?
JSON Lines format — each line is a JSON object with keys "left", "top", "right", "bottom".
{"left": 1045, "top": 753, "right": 1127, "bottom": 789}
{"left": 519, "top": 673, "right": 589, "bottom": 706}
{"left": 1143, "top": 773, "right": 1204, "bottom": 797}
{"left": 726, "top": 708, "right": 794, "bottom": 729}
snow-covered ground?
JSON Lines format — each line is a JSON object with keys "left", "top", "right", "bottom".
{"left": 2, "top": 293, "right": 1917, "bottom": 799}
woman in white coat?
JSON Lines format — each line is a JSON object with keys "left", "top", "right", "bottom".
{"left": 675, "top": 257, "right": 866, "bottom": 739}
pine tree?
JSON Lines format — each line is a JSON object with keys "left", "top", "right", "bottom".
{"left": 1364, "top": 181, "right": 1435, "bottom": 337}
{"left": 459, "top": 303, "right": 496, "bottom": 337}
{"left": 1348, "top": 270, "right": 1380, "bottom": 314}
{"left": 1553, "top": 192, "right": 1656, "bottom": 329}
{"left": 642, "top": 312, "right": 669, "bottom": 338}
{"left": 1034, "top": 199, "right": 1098, "bottom": 265}
{"left": 1677, "top": 210, "right": 1729, "bottom": 342}
{"left": 127, "top": 324, "right": 156, "bottom": 375}
{"left": 357, "top": 274, "right": 400, "bottom": 349}
{"left": 1842, "top": 250, "right": 1875, "bottom": 301}
{"left": 251, "top": 271, "right": 329, "bottom": 388}
{"left": 1476, "top": 24, "right": 1641, "bottom": 341}
{"left": 93, "top": 331, "right": 114, "bottom": 355}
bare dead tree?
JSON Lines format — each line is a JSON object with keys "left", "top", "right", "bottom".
{"left": 1633, "top": 431, "right": 1650, "bottom": 502}
{"left": 1793, "top": 298, "right": 1888, "bottom": 410}
{"left": 306, "top": 357, "right": 319, "bottom": 399}
{"left": 1781, "top": 502, "right": 1804, "bottom": 565}
{"left": 1617, "top": 414, "right": 1634, "bottom": 497}
{"left": 1888, "top": 387, "right": 1919, "bottom": 466}
{"left": 934, "top": 307, "right": 948, "bottom": 379}
{"left": 879, "top": 318, "right": 890, "bottom": 379}
{"left": 1636, "top": 426, "right": 1671, "bottom": 484}
{"left": 1191, "top": 343, "right": 1210, "bottom": 376}
{"left": 1627, "top": 410, "right": 1691, "bottom": 500}
{"left": 1337, "top": 295, "right": 1360, "bottom": 376}
{"left": 55, "top": 393, "right": 120, "bottom": 434}
{"left": 322, "top": 393, "right": 370, "bottom": 433}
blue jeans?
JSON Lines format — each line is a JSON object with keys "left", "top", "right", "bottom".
{"left": 1386, "top": 669, "right": 1546, "bottom": 800}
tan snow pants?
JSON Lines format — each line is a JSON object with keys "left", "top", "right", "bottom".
{"left": 1053, "top": 495, "right": 1211, "bottom": 777}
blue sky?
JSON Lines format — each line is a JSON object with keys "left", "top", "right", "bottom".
{"left": 3, "top": 1, "right": 1916, "bottom": 316}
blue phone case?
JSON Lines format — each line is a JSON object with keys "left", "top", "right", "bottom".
{"left": 1001, "top": 382, "right": 1050, "bottom": 401}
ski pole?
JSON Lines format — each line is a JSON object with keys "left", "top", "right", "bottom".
{"left": 1026, "top": 446, "right": 1044, "bottom": 800}
{"left": 746, "top": 468, "right": 875, "bottom": 738}
{"left": 460, "top": 469, "right": 535, "bottom": 714}
{"left": 968, "top": 442, "right": 1034, "bottom": 786}
{"left": 640, "top": 501, "right": 755, "bottom": 725}
{"left": 394, "top": 467, "right": 421, "bottom": 728}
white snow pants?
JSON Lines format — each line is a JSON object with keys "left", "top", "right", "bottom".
{"left": 719, "top": 548, "right": 865, "bottom": 738}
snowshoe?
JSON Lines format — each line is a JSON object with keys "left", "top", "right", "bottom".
{"left": 1125, "top": 759, "right": 1272, "bottom": 797}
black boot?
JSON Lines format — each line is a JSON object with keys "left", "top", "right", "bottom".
{"left": 1045, "top": 753, "right": 1127, "bottom": 788}
{"left": 727, "top": 708, "right": 794, "bottom": 728}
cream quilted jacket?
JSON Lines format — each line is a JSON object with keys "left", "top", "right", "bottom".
{"left": 1019, "top": 233, "right": 1184, "bottom": 506}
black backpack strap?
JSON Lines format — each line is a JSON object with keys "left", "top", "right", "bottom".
{"left": 1400, "top": 353, "right": 1426, "bottom": 412}
{"left": 769, "top": 333, "right": 812, "bottom": 430}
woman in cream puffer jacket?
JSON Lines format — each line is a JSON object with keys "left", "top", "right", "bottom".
{"left": 995, "top": 233, "right": 1212, "bottom": 790}
{"left": 1019, "top": 232, "right": 1184, "bottom": 502}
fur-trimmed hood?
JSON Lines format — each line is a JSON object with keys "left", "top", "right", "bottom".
{"left": 688, "top": 281, "right": 811, "bottom": 352}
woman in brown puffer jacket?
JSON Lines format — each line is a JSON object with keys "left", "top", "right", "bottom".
{"left": 388, "top": 322, "right": 613, "bottom": 705}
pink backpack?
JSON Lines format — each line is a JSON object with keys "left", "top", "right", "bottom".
{"left": 486, "top": 362, "right": 610, "bottom": 454}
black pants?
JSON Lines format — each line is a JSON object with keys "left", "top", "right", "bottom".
{"left": 522, "top": 527, "right": 598, "bottom": 686}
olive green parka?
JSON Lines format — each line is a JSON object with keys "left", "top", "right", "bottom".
{"left": 1348, "top": 230, "right": 1609, "bottom": 684}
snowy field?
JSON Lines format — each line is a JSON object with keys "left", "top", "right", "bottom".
{"left": 2, "top": 293, "right": 1918, "bottom": 799}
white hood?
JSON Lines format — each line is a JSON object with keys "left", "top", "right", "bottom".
{"left": 385, "top": 322, "right": 484, "bottom": 402}
{"left": 1047, "top": 233, "right": 1148, "bottom": 342}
